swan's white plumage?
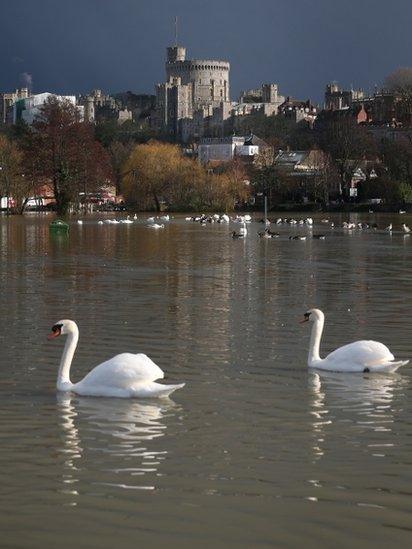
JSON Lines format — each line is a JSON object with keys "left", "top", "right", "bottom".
{"left": 75, "top": 352, "right": 164, "bottom": 389}
{"left": 324, "top": 340, "right": 394, "bottom": 366}
{"left": 303, "top": 309, "right": 408, "bottom": 373}
{"left": 49, "top": 320, "right": 184, "bottom": 398}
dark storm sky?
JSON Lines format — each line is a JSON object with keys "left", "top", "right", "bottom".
{"left": 1, "top": 0, "right": 411, "bottom": 103}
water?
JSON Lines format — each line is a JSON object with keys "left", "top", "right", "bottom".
{"left": 1, "top": 212, "right": 412, "bottom": 548}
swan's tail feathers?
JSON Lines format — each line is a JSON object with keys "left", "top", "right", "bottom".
{"left": 131, "top": 382, "right": 185, "bottom": 399}
{"left": 371, "top": 360, "right": 409, "bottom": 373}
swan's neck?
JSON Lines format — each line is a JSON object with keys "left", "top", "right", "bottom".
{"left": 57, "top": 328, "right": 78, "bottom": 391}
{"left": 308, "top": 318, "right": 323, "bottom": 366}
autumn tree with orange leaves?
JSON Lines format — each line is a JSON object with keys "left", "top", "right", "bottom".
{"left": 122, "top": 141, "right": 249, "bottom": 211}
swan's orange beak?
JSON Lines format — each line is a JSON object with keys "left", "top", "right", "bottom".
{"left": 47, "top": 325, "right": 62, "bottom": 340}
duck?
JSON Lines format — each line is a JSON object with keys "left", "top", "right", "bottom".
{"left": 47, "top": 320, "right": 185, "bottom": 398}
{"left": 301, "top": 308, "right": 408, "bottom": 373}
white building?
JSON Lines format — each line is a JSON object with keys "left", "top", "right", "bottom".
{"left": 198, "top": 135, "right": 263, "bottom": 164}
{"left": 13, "top": 92, "right": 84, "bottom": 124}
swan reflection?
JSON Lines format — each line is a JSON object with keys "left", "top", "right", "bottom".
{"left": 57, "top": 394, "right": 177, "bottom": 502}
{"left": 309, "top": 371, "right": 407, "bottom": 462}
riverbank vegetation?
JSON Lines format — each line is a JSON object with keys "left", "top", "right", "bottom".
{"left": 1, "top": 77, "right": 412, "bottom": 214}
{"left": 122, "top": 141, "right": 249, "bottom": 211}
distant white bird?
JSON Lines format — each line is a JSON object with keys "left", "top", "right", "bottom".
{"left": 147, "top": 217, "right": 155, "bottom": 223}
{"left": 385, "top": 223, "right": 393, "bottom": 232}
{"left": 399, "top": 210, "right": 406, "bottom": 214}
{"left": 77, "top": 220, "right": 83, "bottom": 225}
{"left": 147, "top": 223, "right": 164, "bottom": 229}
{"left": 98, "top": 220, "right": 103, "bottom": 225}
{"left": 221, "top": 214, "right": 230, "bottom": 223}
{"left": 133, "top": 214, "right": 138, "bottom": 220}
{"left": 238, "top": 222, "right": 248, "bottom": 236}
{"left": 402, "top": 223, "right": 411, "bottom": 233}
{"left": 159, "top": 214, "right": 170, "bottom": 221}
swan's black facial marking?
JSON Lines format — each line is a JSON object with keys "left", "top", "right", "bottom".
{"left": 304, "top": 312, "right": 311, "bottom": 319}
{"left": 48, "top": 323, "right": 63, "bottom": 340}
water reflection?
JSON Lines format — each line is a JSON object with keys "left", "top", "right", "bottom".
{"left": 57, "top": 394, "right": 177, "bottom": 502}
{"left": 309, "top": 371, "right": 408, "bottom": 462}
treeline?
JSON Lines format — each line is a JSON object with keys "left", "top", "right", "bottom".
{"left": 0, "top": 97, "right": 249, "bottom": 215}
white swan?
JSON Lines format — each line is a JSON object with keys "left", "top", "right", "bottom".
{"left": 238, "top": 222, "right": 247, "bottom": 236}
{"left": 301, "top": 309, "right": 408, "bottom": 373}
{"left": 47, "top": 320, "right": 185, "bottom": 398}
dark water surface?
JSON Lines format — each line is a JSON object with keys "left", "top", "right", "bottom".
{"left": 1, "top": 212, "right": 412, "bottom": 548}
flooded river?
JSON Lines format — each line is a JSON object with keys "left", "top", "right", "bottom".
{"left": 1, "top": 212, "right": 412, "bottom": 548}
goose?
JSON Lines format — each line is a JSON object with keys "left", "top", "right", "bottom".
{"left": 231, "top": 230, "right": 245, "bottom": 239}
{"left": 301, "top": 308, "right": 408, "bottom": 373}
{"left": 402, "top": 223, "right": 411, "bottom": 233}
{"left": 258, "top": 228, "right": 278, "bottom": 239}
{"left": 47, "top": 320, "right": 185, "bottom": 398}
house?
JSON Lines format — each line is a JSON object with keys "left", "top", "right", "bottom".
{"left": 198, "top": 134, "right": 269, "bottom": 164}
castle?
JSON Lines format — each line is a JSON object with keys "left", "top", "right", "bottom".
{"left": 155, "top": 44, "right": 231, "bottom": 141}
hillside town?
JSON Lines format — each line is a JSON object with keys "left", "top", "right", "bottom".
{"left": 1, "top": 41, "right": 412, "bottom": 213}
